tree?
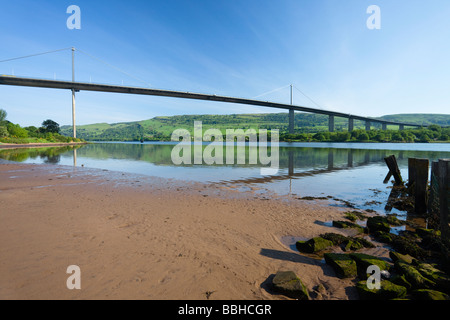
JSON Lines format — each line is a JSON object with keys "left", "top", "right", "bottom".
{"left": 0, "top": 109, "right": 7, "bottom": 124}
{"left": 41, "top": 119, "right": 60, "bottom": 134}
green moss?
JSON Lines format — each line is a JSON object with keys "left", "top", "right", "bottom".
{"left": 367, "top": 216, "right": 391, "bottom": 233}
{"left": 324, "top": 253, "right": 358, "bottom": 279}
{"left": 411, "top": 289, "right": 449, "bottom": 300}
{"left": 395, "top": 261, "right": 436, "bottom": 290}
{"left": 272, "top": 271, "right": 310, "bottom": 300}
{"left": 296, "top": 237, "right": 334, "bottom": 254}
{"left": 356, "top": 280, "right": 407, "bottom": 300}
{"left": 350, "top": 253, "right": 391, "bottom": 279}
{"left": 332, "top": 220, "right": 366, "bottom": 234}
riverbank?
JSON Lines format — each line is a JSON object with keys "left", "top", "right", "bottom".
{"left": 0, "top": 142, "right": 88, "bottom": 149}
{"left": 0, "top": 161, "right": 384, "bottom": 300}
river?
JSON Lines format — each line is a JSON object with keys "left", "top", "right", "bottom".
{"left": 1, "top": 141, "right": 449, "bottom": 216}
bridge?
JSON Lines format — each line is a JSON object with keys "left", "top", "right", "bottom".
{"left": 0, "top": 48, "right": 424, "bottom": 138}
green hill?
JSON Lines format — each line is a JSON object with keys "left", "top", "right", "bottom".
{"left": 60, "top": 113, "right": 450, "bottom": 142}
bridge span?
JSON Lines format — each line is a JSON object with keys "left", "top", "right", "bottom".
{"left": 0, "top": 75, "right": 423, "bottom": 137}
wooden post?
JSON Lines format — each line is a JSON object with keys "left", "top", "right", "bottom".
{"left": 412, "top": 158, "right": 429, "bottom": 214}
{"left": 428, "top": 161, "right": 440, "bottom": 228}
{"left": 439, "top": 159, "right": 450, "bottom": 240}
{"left": 384, "top": 155, "right": 403, "bottom": 185}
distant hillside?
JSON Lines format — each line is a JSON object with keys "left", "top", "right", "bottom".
{"left": 60, "top": 113, "right": 450, "bottom": 141}
{"left": 377, "top": 114, "right": 450, "bottom": 127}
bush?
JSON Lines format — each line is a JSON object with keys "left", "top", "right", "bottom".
{"left": 7, "top": 123, "right": 28, "bottom": 138}
{"left": 0, "top": 126, "right": 8, "bottom": 137}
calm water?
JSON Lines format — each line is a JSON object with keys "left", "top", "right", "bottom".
{"left": 1, "top": 142, "right": 449, "bottom": 214}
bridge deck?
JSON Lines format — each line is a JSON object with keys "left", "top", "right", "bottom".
{"left": 0, "top": 75, "right": 422, "bottom": 128}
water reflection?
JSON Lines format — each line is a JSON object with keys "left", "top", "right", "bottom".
{"left": 1, "top": 142, "right": 449, "bottom": 213}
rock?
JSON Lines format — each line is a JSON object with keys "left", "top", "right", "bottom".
{"left": 332, "top": 220, "right": 366, "bottom": 234}
{"left": 416, "top": 228, "right": 441, "bottom": 238}
{"left": 349, "top": 253, "right": 390, "bottom": 279}
{"left": 356, "top": 280, "right": 407, "bottom": 300}
{"left": 385, "top": 214, "right": 404, "bottom": 226}
{"left": 320, "top": 233, "right": 375, "bottom": 252}
{"left": 377, "top": 234, "right": 428, "bottom": 260}
{"left": 344, "top": 240, "right": 363, "bottom": 251}
{"left": 272, "top": 271, "right": 310, "bottom": 300}
{"left": 410, "top": 289, "right": 450, "bottom": 300}
{"left": 320, "top": 233, "right": 348, "bottom": 245}
{"left": 390, "top": 274, "right": 412, "bottom": 290}
{"left": 391, "top": 236, "right": 428, "bottom": 260}
{"left": 367, "top": 216, "right": 391, "bottom": 233}
{"left": 389, "top": 251, "right": 416, "bottom": 264}
{"left": 394, "top": 261, "right": 436, "bottom": 290}
{"left": 323, "top": 253, "right": 357, "bottom": 279}
{"left": 296, "top": 237, "right": 333, "bottom": 254}
{"left": 414, "top": 262, "right": 450, "bottom": 293}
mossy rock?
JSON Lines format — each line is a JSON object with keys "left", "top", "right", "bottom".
{"left": 389, "top": 251, "right": 416, "bottom": 264}
{"left": 416, "top": 228, "right": 441, "bottom": 238}
{"left": 320, "top": 233, "right": 375, "bottom": 252}
{"left": 332, "top": 220, "right": 366, "bottom": 234}
{"left": 391, "top": 236, "right": 428, "bottom": 260}
{"left": 343, "top": 238, "right": 375, "bottom": 252}
{"left": 349, "top": 253, "right": 390, "bottom": 279}
{"left": 385, "top": 214, "right": 404, "bottom": 226}
{"left": 411, "top": 289, "right": 450, "bottom": 300}
{"left": 356, "top": 280, "right": 407, "bottom": 300}
{"left": 324, "top": 253, "right": 357, "bottom": 279}
{"left": 344, "top": 211, "right": 367, "bottom": 222}
{"left": 414, "top": 262, "right": 450, "bottom": 293}
{"left": 296, "top": 237, "right": 334, "bottom": 254}
{"left": 320, "top": 233, "right": 348, "bottom": 245}
{"left": 390, "top": 274, "right": 413, "bottom": 290}
{"left": 377, "top": 233, "right": 428, "bottom": 260}
{"left": 367, "top": 216, "right": 391, "bottom": 233}
{"left": 394, "top": 261, "right": 436, "bottom": 290}
{"left": 272, "top": 271, "right": 310, "bottom": 300}
{"left": 374, "top": 231, "right": 394, "bottom": 244}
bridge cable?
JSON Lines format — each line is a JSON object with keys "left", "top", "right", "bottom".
{"left": 0, "top": 47, "right": 72, "bottom": 63}
{"left": 292, "top": 85, "right": 326, "bottom": 110}
{"left": 252, "top": 84, "right": 291, "bottom": 100}
{"left": 74, "top": 48, "right": 152, "bottom": 88}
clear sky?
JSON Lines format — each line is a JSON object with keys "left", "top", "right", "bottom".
{"left": 0, "top": 0, "right": 449, "bottom": 127}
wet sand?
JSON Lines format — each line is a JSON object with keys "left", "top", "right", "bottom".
{"left": 0, "top": 161, "right": 387, "bottom": 300}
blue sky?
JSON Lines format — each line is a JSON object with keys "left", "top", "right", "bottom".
{"left": 0, "top": 0, "right": 449, "bottom": 127}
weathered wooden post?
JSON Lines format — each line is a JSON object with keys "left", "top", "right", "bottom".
{"left": 438, "top": 159, "right": 450, "bottom": 240}
{"left": 384, "top": 155, "right": 403, "bottom": 185}
{"left": 408, "top": 158, "right": 429, "bottom": 214}
{"left": 428, "top": 161, "right": 441, "bottom": 228}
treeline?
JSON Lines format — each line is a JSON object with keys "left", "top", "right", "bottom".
{"left": 282, "top": 125, "right": 450, "bottom": 143}
{"left": 0, "top": 109, "right": 84, "bottom": 144}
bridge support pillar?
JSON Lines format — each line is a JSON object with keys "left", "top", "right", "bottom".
{"left": 399, "top": 124, "right": 405, "bottom": 131}
{"left": 382, "top": 123, "right": 387, "bottom": 130}
{"left": 328, "top": 115, "right": 335, "bottom": 132}
{"left": 365, "top": 121, "right": 371, "bottom": 131}
{"left": 289, "top": 109, "right": 295, "bottom": 134}
{"left": 348, "top": 117, "right": 354, "bottom": 132}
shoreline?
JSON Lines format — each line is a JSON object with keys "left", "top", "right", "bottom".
{"left": 0, "top": 142, "right": 88, "bottom": 149}
{"left": 0, "top": 161, "right": 376, "bottom": 300}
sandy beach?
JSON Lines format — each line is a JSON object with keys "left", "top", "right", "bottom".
{"left": 0, "top": 161, "right": 389, "bottom": 300}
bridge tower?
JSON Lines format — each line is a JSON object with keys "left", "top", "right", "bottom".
{"left": 71, "top": 47, "right": 76, "bottom": 139}
{"left": 289, "top": 84, "right": 294, "bottom": 134}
